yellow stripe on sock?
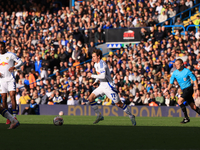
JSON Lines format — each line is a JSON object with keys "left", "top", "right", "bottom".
{"left": 1, "top": 109, "right": 6, "bottom": 115}
{"left": 90, "top": 101, "right": 96, "bottom": 104}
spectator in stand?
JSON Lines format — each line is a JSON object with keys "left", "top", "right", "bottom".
{"left": 103, "top": 21, "right": 113, "bottom": 29}
{"left": 143, "top": 93, "right": 150, "bottom": 105}
{"left": 194, "top": 15, "right": 200, "bottom": 29}
{"left": 19, "top": 91, "right": 31, "bottom": 105}
{"left": 169, "top": 90, "right": 178, "bottom": 106}
{"left": 40, "top": 67, "right": 48, "bottom": 81}
{"left": 67, "top": 92, "right": 75, "bottom": 105}
{"left": 89, "top": 29, "right": 96, "bottom": 43}
{"left": 179, "top": 0, "right": 189, "bottom": 19}
{"left": 0, "top": 0, "right": 198, "bottom": 107}
{"left": 154, "top": 26, "right": 164, "bottom": 42}
{"left": 79, "top": 92, "right": 87, "bottom": 105}
{"left": 35, "top": 57, "right": 42, "bottom": 74}
{"left": 130, "top": 92, "right": 142, "bottom": 106}
{"left": 155, "top": 91, "right": 164, "bottom": 105}
{"left": 95, "top": 27, "right": 105, "bottom": 45}
{"left": 83, "top": 30, "right": 90, "bottom": 45}
{"left": 32, "top": 91, "right": 41, "bottom": 105}
{"left": 72, "top": 46, "right": 81, "bottom": 61}
{"left": 22, "top": 99, "right": 38, "bottom": 115}
{"left": 131, "top": 71, "right": 141, "bottom": 83}
{"left": 156, "top": 2, "right": 163, "bottom": 14}
{"left": 53, "top": 90, "right": 63, "bottom": 104}
{"left": 88, "top": 41, "right": 95, "bottom": 59}
{"left": 40, "top": 88, "right": 48, "bottom": 104}
{"left": 158, "top": 11, "right": 168, "bottom": 23}
{"left": 174, "top": 18, "right": 184, "bottom": 32}
{"left": 28, "top": 71, "right": 36, "bottom": 89}
{"left": 195, "top": 28, "right": 200, "bottom": 40}
{"left": 185, "top": 0, "right": 193, "bottom": 8}
{"left": 149, "top": 94, "right": 158, "bottom": 106}
{"left": 194, "top": 90, "right": 200, "bottom": 107}
{"left": 153, "top": 11, "right": 159, "bottom": 23}
{"left": 16, "top": 79, "right": 25, "bottom": 91}
{"left": 168, "top": 7, "right": 176, "bottom": 24}
{"left": 164, "top": 91, "right": 171, "bottom": 106}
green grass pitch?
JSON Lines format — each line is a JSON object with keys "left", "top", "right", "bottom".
{"left": 1, "top": 116, "right": 200, "bottom": 150}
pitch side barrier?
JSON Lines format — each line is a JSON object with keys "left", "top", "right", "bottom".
{"left": 19, "top": 105, "right": 200, "bottom": 117}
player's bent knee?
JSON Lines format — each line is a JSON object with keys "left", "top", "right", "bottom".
{"left": 88, "top": 93, "right": 96, "bottom": 102}
{"left": 116, "top": 103, "right": 120, "bottom": 107}
{"left": 190, "top": 103, "right": 196, "bottom": 110}
{"left": 178, "top": 97, "right": 184, "bottom": 105}
{"left": 115, "top": 101, "right": 123, "bottom": 108}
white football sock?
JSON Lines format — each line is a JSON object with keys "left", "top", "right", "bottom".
{"left": 4, "top": 111, "right": 17, "bottom": 123}
{"left": 123, "top": 106, "right": 134, "bottom": 119}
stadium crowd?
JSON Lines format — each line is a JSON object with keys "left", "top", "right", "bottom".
{"left": 1, "top": 0, "right": 200, "bottom": 108}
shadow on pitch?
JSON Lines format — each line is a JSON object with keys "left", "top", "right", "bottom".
{"left": 1, "top": 123, "right": 200, "bottom": 150}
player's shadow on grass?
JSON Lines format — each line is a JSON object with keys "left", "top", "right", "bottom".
{"left": 1, "top": 124, "right": 200, "bottom": 150}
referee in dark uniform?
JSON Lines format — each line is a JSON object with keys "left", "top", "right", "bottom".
{"left": 165, "top": 59, "right": 200, "bottom": 123}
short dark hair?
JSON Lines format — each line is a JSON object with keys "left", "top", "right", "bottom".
{"left": 92, "top": 49, "right": 103, "bottom": 59}
{"left": 175, "top": 58, "right": 183, "bottom": 64}
{"left": 0, "top": 42, "right": 5, "bottom": 48}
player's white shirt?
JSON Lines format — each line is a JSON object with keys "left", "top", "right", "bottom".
{"left": 91, "top": 59, "right": 115, "bottom": 88}
{"left": 0, "top": 52, "right": 23, "bottom": 82}
{"left": 91, "top": 59, "right": 120, "bottom": 103}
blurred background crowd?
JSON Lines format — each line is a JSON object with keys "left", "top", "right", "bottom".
{"left": 1, "top": 0, "right": 200, "bottom": 108}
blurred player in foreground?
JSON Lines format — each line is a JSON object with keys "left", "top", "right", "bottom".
{"left": 0, "top": 42, "right": 23, "bottom": 124}
{"left": 88, "top": 49, "right": 136, "bottom": 126}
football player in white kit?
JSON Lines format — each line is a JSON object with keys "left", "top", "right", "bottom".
{"left": 88, "top": 49, "right": 136, "bottom": 125}
{"left": 0, "top": 42, "right": 23, "bottom": 125}
{"left": 0, "top": 42, "right": 20, "bottom": 129}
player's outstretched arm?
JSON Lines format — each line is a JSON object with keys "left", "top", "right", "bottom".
{"left": 9, "top": 53, "right": 23, "bottom": 72}
{"left": 8, "top": 66, "right": 16, "bottom": 72}
{"left": 91, "top": 72, "right": 106, "bottom": 79}
{"left": 8, "top": 60, "right": 23, "bottom": 72}
{"left": 88, "top": 72, "right": 106, "bottom": 80}
{"left": 13, "top": 58, "right": 23, "bottom": 69}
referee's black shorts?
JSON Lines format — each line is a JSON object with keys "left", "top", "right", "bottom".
{"left": 181, "top": 85, "right": 194, "bottom": 104}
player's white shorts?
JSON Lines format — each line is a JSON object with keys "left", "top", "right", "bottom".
{"left": 92, "top": 83, "right": 120, "bottom": 103}
{"left": 0, "top": 81, "right": 16, "bottom": 93}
